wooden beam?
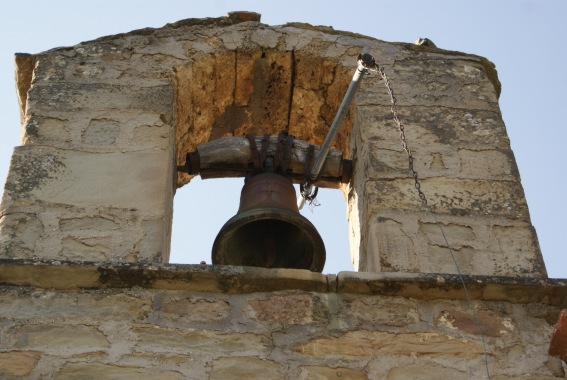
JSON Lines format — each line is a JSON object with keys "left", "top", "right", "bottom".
{"left": 178, "top": 136, "right": 351, "bottom": 188}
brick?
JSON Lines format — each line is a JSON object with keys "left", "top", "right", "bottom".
{"left": 549, "top": 309, "right": 567, "bottom": 361}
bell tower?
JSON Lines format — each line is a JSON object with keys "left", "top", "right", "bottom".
{"left": 0, "top": 12, "right": 565, "bottom": 379}
{"left": 0, "top": 11, "right": 546, "bottom": 278}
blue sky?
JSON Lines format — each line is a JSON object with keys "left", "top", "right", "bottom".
{"left": 0, "top": 1, "right": 565, "bottom": 277}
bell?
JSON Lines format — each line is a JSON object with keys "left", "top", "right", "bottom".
{"left": 212, "top": 173, "right": 326, "bottom": 272}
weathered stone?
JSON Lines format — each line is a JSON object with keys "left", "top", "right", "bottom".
{"left": 490, "top": 376, "right": 561, "bottom": 380}
{"left": 27, "top": 83, "right": 173, "bottom": 115}
{"left": 0, "top": 351, "right": 41, "bottom": 377}
{"left": 123, "top": 351, "right": 191, "bottom": 364}
{"left": 436, "top": 309, "right": 514, "bottom": 337}
{"left": 545, "top": 356, "right": 565, "bottom": 378}
{"left": 59, "top": 216, "right": 119, "bottom": 231}
{"left": 248, "top": 294, "right": 319, "bottom": 324}
{"left": 0, "top": 213, "right": 43, "bottom": 257}
{"left": 342, "top": 296, "right": 420, "bottom": 328}
{"left": 136, "top": 219, "right": 169, "bottom": 262}
{"left": 492, "top": 225, "right": 544, "bottom": 274}
{"left": 15, "top": 325, "right": 110, "bottom": 353}
{"left": 366, "top": 178, "right": 528, "bottom": 219}
{"left": 133, "top": 326, "right": 269, "bottom": 354}
{"left": 387, "top": 365, "right": 469, "bottom": 380}
{"left": 157, "top": 296, "right": 230, "bottom": 322}
{"left": 81, "top": 118, "right": 120, "bottom": 145}
{"left": 15, "top": 53, "right": 36, "bottom": 123}
{"left": 61, "top": 236, "right": 111, "bottom": 261}
{"left": 55, "top": 363, "right": 184, "bottom": 380}
{"left": 357, "top": 58, "right": 499, "bottom": 109}
{"left": 0, "top": 288, "right": 151, "bottom": 323}
{"left": 132, "top": 123, "right": 170, "bottom": 148}
{"left": 298, "top": 365, "right": 366, "bottom": 380}
{"left": 294, "top": 330, "right": 484, "bottom": 359}
{"left": 209, "top": 357, "right": 281, "bottom": 380}
{"left": 4, "top": 146, "right": 171, "bottom": 215}
{"left": 21, "top": 116, "right": 72, "bottom": 145}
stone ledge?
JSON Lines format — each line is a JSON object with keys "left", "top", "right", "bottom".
{"left": 338, "top": 271, "right": 567, "bottom": 306}
{"left": 0, "top": 259, "right": 565, "bottom": 305}
{"left": 0, "top": 259, "right": 328, "bottom": 293}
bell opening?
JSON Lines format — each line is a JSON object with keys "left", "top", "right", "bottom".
{"left": 217, "top": 218, "right": 313, "bottom": 269}
{"left": 212, "top": 207, "right": 326, "bottom": 272}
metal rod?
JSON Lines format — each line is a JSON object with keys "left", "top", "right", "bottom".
{"left": 298, "top": 53, "right": 375, "bottom": 209}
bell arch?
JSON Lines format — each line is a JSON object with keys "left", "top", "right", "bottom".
{"left": 0, "top": 13, "right": 546, "bottom": 277}
{"left": 170, "top": 48, "right": 356, "bottom": 272}
{"left": 173, "top": 49, "right": 355, "bottom": 189}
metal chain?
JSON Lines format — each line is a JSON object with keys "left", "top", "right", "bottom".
{"left": 377, "top": 66, "right": 428, "bottom": 206}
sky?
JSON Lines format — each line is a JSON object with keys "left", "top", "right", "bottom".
{"left": 0, "top": 1, "right": 565, "bottom": 277}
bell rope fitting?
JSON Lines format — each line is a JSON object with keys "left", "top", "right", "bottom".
{"left": 212, "top": 173, "right": 326, "bottom": 272}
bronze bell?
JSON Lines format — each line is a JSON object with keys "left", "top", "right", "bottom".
{"left": 212, "top": 173, "right": 326, "bottom": 272}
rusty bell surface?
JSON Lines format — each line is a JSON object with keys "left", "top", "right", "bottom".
{"left": 212, "top": 173, "right": 326, "bottom": 272}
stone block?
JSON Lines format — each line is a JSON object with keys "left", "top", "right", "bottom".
{"left": 247, "top": 294, "right": 320, "bottom": 325}
{"left": 387, "top": 365, "right": 469, "bottom": 380}
{"left": 365, "top": 178, "right": 529, "bottom": 219}
{"left": 3, "top": 146, "right": 171, "bottom": 215}
{"left": 136, "top": 218, "right": 169, "bottom": 262}
{"left": 492, "top": 225, "right": 545, "bottom": 275}
{"left": 342, "top": 296, "right": 420, "bottom": 328}
{"left": 21, "top": 116, "right": 71, "bottom": 146}
{"left": 61, "top": 236, "right": 112, "bottom": 261}
{"left": 0, "top": 213, "right": 43, "bottom": 258}
{"left": 298, "top": 365, "right": 366, "bottom": 380}
{"left": 15, "top": 325, "right": 110, "bottom": 353}
{"left": 26, "top": 83, "right": 173, "bottom": 116}
{"left": 152, "top": 295, "right": 230, "bottom": 324}
{"left": 0, "top": 288, "right": 151, "bottom": 323}
{"left": 356, "top": 56, "right": 499, "bottom": 110}
{"left": 294, "top": 330, "right": 484, "bottom": 359}
{"left": 21, "top": 111, "right": 170, "bottom": 152}
{"left": 133, "top": 326, "right": 269, "bottom": 355}
{"left": 436, "top": 309, "right": 514, "bottom": 337}
{"left": 59, "top": 216, "right": 119, "bottom": 231}
{"left": 356, "top": 106, "right": 509, "bottom": 150}
{"left": 210, "top": 357, "right": 281, "bottom": 380}
{"left": 0, "top": 351, "right": 41, "bottom": 377}
{"left": 55, "top": 363, "right": 184, "bottom": 380}
{"left": 81, "top": 118, "right": 120, "bottom": 145}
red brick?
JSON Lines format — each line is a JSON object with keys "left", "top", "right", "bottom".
{"left": 549, "top": 309, "right": 567, "bottom": 361}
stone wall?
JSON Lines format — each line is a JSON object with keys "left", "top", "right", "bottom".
{"left": 0, "top": 261, "right": 565, "bottom": 379}
{"left": 0, "top": 12, "right": 545, "bottom": 276}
